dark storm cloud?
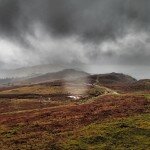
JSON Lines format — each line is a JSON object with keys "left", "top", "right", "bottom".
{"left": 0, "top": 0, "right": 19, "bottom": 35}
{"left": 0, "top": 0, "right": 149, "bottom": 42}
{"left": 0, "top": 0, "right": 150, "bottom": 77}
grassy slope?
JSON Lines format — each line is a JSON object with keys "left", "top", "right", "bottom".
{"left": 0, "top": 85, "right": 67, "bottom": 95}
{"left": 0, "top": 81, "right": 149, "bottom": 150}
{"left": 0, "top": 93, "right": 149, "bottom": 150}
{"left": 0, "top": 114, "right": 149, "bottom": 150}
{"left": 61, "top": 114, "right": 150, "bottom": 150}
{"left": 0, "top": 84, "right": 110, "bottom": 96}
{"left": 0, "top": 83, "right": 114, "bottom": 114}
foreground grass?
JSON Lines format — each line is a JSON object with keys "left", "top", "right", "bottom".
{"left": 0, "top": 91, "right": 149, "bottom": 150}
{"left": 1, "top": 114, "right": 149, "bottom": 150}
{"left": 61, "top": 114, "right": 150, "bottom": 150}
{"left": 144, "top": 94, "right": 150, "bottom": 100}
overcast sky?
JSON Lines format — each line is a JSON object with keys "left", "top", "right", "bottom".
{"left": 0, "top": 0, "right": 150, "bottom": 79}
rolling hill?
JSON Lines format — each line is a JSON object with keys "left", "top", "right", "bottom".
{"left": 0, "top": 69, "right": 89, "bottom": 86}
{"left": 0, "top": 69, "right": 149, "bottom": 150}
{"left": 22, "top": 69, "right": 90, "bottom": 84}
{"left": 0, "top": 64, "right": 67, "bottom": 78}
{"left": 89, "top": 72, "right": 137, "bottom": 85}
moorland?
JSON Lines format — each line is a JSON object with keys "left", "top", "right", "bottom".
{"left": 0, "top": 69, "right": 149, "bottom": 150}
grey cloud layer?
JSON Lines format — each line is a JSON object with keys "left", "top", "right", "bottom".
{"left": 0, "top": 0, "right": 150, "bottom": 76}
{"left": 1, "top": 0, "right": 150, "bottom": 41}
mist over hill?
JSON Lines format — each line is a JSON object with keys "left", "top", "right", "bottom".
{"left": 0, "top": 67, "right": 139, "bottom": 87}
{"left": 0, "top": 64, "right": 67, "bottom": 78}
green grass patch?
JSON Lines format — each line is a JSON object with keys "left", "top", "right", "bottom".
{"left": 1, "top": 126, "right": 21, "bottom": 138}
{"left": 144, "top": 94, "right": 150, "bottom": 100}
{"left": 61, "top": 114, "right": 150, "bottom": 150}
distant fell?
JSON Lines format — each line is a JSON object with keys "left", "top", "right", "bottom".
{"left": 21, "top": 69, "right": 90, "bottom": 84}
{"left": 89, "top": 72, "right": 137, "bottom": 85}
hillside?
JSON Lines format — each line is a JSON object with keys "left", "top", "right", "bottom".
{"left": 1, "top": 71, "right": 150, "bottom": 94}
{"left": 0, "top": 93, "right": 149, "bottom": 149}
{"left": 104, "top": 79, "right": 150, "bottom": 93}
{"left": 0, "top": 69, "right": 89, "bottom": 86}
{"left": 0, "top": 64, "right": 67, "bottom": 78}
{"left": 15, "top": 69, "right": 90, "bottom": 85}
{"left": 0, "top": 69, "right": 138, "bottom": 87}
{"left": 89, "top": 72, "right": 137, "bottom": 85}
{"left": 126, "top": 79, "right": 150, "bottom": 92}
{"left": 0, "top": 71, "right": 149, "bottom": 150}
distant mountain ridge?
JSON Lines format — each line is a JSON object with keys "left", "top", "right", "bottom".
{"left": 21, "top": 69, "right": 90, "bottom": 84}
{"left": 0, "top": 64, "right": 68, "bottom": 78}
{"left": 1, "top": 68, "right": 149, "bottom": 92}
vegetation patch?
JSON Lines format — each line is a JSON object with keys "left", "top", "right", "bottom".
{"left": 61, "top": 114, "right": 150, "bottom": 150}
